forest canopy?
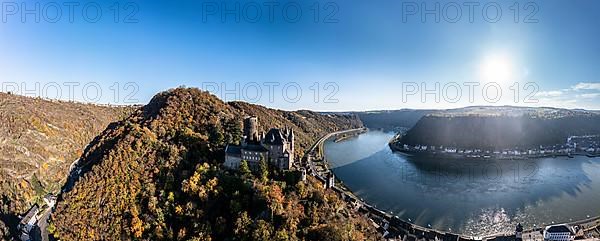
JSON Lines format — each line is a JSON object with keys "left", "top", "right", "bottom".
{"left": 50, "top": 88, "right": 378, "bottom": 241}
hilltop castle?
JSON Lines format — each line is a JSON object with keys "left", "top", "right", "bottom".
{"left": 224, "top": 117, "right": 295, "bottom": 170}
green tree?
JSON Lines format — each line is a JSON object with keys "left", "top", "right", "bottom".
{"left": 307, "top": 225, "right": 345, "bottom": 241}
{"left": 251, "top": 220, "right": 273, "bottom": 241}
{"left": 187, "top": 235, "right": 212, "bottom": 241}
{"left": 239, "top": 160, "right": 251, "bottom": 178}
{"left": 274, "top": 229, "right": 290, "bottom": 241}
{"left": 47, "top": 223, "right": 57, "bottom": 235}
{"left": 224, "top": 118, "right": 242, "bottom": 145}
{"left": 259, "top": 157, "right": 269, "bottom": 183}
{"left": 234, "top": 211, "right": 252, "bottom": 240}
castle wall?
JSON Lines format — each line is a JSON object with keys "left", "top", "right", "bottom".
{"left": 226, "top": 117, "right": 296, "bottom": 171}
{"left": 224, "top": 155, "right": 242, "bottom": 170}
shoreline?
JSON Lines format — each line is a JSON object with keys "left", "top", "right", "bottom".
{"left": 388, "top": 142, "right": 600, "bottom": 160}
{"left": 312, "top": 129, "right": 600, "bottom": 240}
{"left": 305, "top": 129, "right": 471, "bottom": 240}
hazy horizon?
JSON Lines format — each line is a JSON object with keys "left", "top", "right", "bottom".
{"left": 4, "top": 89, "right": 600, "bottom": 112}
{"left": 2, "top": 0, "right": 600, "bottom": 111}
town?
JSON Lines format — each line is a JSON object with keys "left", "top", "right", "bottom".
{"left": 14, "top": 117, "right": 600, "bottom": 241}
{"left": 391, "top": 135, "right": 600, "bottom": 159}
{"left": 222, "top": 117, "right": 600, "bottom": 241}
{"left": 304, "top": 131, "right": 600, "bottom": 241}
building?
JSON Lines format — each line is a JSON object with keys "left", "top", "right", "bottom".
{"left": 263, "top": 127, "right": 295, "bottom": 170}
{"left": 300, "top": 168, "right": 307, "bottom": 182}
{"left": 325, "top": 172, "right": 335, "bottom": 189}
{"left": 18, "top": 204, "right": 39, "bottom": 241}
{"left": 43, "top": 194, "right": 57, "bottom": 208}
{"left": 515, "top": 223, "right": 523, "bottom": 241}
{"left": 543, "top": 224, "right": 576, "bottom": 241}
{"left": 225, "top": 116, "right": 295, "bottom": 170}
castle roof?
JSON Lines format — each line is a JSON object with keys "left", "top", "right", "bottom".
{"left": 19, "top": 204, "right": 39, "bottom": 226}
{"left": 225, "top": 145, "right": 242, "bottom": 155}
{"left": 226, "top": 144, "right": 268, "bottom": 155}
{"left": 243, "top": 143, "right": 268, "bottom": 152}
{"left": 264, "top": 128, "right": 286, "bottom": 145}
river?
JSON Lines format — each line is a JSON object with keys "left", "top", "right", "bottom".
{"left": 324, "top": 131, "right": 600, "bottom": 235}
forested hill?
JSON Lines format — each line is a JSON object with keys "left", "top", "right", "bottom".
{"left": 353, "top": 109, "right": 435, "bottom": 131}
{"left": 0, "top": 93, "right": 132, "bottom": 240}
{"left": 396, "top": 106, "right": 600, "bottom": 149}
{"left": 227, "top": 101, "right": 362, "bottom": 158}
{"left": 51, "top": 88, "right": 378, "bottom": 241}
{"left": 321, "top": 109, "right": 434, "bottom": 132}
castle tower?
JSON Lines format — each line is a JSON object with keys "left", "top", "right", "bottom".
{"left": 288, "top": 128, "right": 294, "bottom": 155}
{"left": 243, "top": 117, "right": 259, "bottom": 143}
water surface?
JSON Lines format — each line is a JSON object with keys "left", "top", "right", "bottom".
{"left": 324, "top": 131, "right": 600, "bottom": 235}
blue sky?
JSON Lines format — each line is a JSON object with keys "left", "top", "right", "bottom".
{"left": 1, "top": 0, "right": 600, "bottom": 111}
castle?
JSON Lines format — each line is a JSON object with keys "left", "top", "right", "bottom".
{"left": 224, "top": 117, "right": 295, "bottom": 170}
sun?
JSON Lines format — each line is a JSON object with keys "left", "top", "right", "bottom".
{"left": 479, "top": 53, "right": 514, "bottom": 84}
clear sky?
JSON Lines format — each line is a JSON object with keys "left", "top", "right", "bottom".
{"left": 1, "top": 0, "right": 600, "bottom": 111}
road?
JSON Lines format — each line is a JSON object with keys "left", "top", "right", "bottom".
{"left": 33, "top": 157, "right": 85, "bottom": 241}
{"left": 306, "top": 127, "right": 367, "bottom": 154}
{"left": 302, "top": 127, "right": 366, "bottom": 177}
{"left": 303, "top": 128, "right": 600, "bottom": 241}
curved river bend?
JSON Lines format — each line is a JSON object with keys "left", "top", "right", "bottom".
{"left": 324, "top": 131, "right": 600, "bottom": 235}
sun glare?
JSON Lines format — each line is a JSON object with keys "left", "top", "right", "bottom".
{"left": 479, "top": 53, "right": 514, "bottom": 84}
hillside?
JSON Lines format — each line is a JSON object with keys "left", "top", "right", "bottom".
{"left": 0, "top": 93, "right": 132, "bottom": 239}
{"left": 353, "top": 109, "right": 434, "bottom": 131}
{"left": 50, "top": 88, "right": 378, "bottom": 241}
{"left": 395, "top": 106, "right": 600, "bottom": 149}
{"left": 229, "top": 102, "right": 361, "bottom": 158}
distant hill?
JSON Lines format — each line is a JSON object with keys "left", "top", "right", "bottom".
{"left": 228, "top": 102, "right": 362, "bottom": 158}
{"left": 395, "top": 106, "right": 600, "bottom": 149}
{"left": 51, "top": 88, "right": 378, "bottom": 241}
{"left": 326, "top": 109, "right": 434, "bottom": 131}
{"left": 0, "top": 93, "right": 133, "bottom": 239}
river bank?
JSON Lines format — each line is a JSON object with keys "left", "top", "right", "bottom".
{"left": 305, "top": 129, "right": 474, "bottom": 240}
{"left": 333, "top": 128, "right": 367, "bottom": 143}
{"left": 322, "top": 130, "right": 600, "bottom": 239}
{"left": 389, "top": 141, "right": 600, "bottom": 160}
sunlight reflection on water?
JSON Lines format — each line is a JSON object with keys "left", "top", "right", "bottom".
{"left": 325, "top": 131, "right": 600, "bottom": 235}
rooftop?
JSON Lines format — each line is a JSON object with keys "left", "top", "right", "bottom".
{"left": 225, "top": 145, "right": 241, "bottom": 155}
{"left": 243, "top": 144, "right": 268, "bottom": 152}
{"left": 19, "top": 204, "right": 39, "bottom": 225}
{"left": 264, "top": 128, "right": 292, "bottom": 145}
{"left": 546, "top": 224, "right": 575, "bottom": 234}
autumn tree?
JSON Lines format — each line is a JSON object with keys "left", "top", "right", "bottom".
{"left": 252, "top": 220, "right": 274, "bottom": 241}
{"left": 49, "top": 88, "right": 378, "bottom": 241}
{"left": 234, "top": 211, "right": 252, "bottom": 240}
